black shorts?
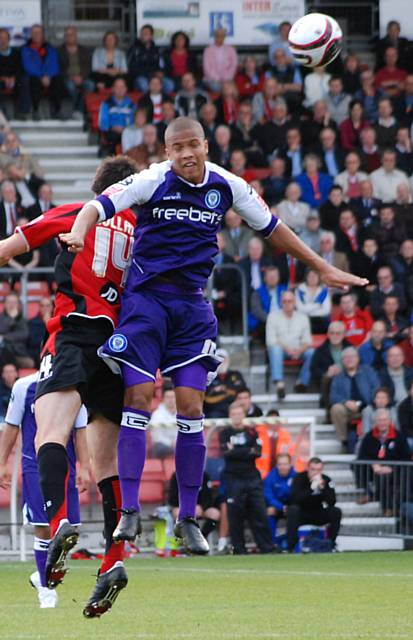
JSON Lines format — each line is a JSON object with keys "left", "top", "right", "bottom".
{"left": 36, "top": 315, "right": 123, "bottom": 424}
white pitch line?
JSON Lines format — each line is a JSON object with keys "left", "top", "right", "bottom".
{"left": 5, "top": 629, "right": 410, "bottom": 640}
{"left": 1, "top": 565, "right": 412, "bottom": 579}
{"left": 122, "top": 566, "right": 413, "bottom": 579}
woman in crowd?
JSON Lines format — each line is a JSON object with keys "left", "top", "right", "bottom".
{"left": 296, "top": 154, "right": 333, "bottom": 208}
{"left": 163, "top": 31, "right": 197, "bottom": 90}
{"left": 295, "top": 269, "right": 332, "bottom": 333}
{"left": 91, "top": 31, "right": 127, "bottom": 89}
{"left": 235, "top": 55, "right": 264, "bottom": 98}
{"left": 339, "top": 100, "right": 370, "bottom": 151}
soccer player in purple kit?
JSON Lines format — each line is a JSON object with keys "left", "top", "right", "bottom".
{"left": 60, "top": 116, "right": 368, "bottom": 555}
{"left": 0, "top": 373, "right": 89, "bottom": 607}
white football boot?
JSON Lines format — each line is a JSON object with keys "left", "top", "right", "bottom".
{"left": 29, "top": 571, "right": 58, "bottom": 608}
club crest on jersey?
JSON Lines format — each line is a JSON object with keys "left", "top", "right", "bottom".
{"left": 109, "top": 334, "right": 128, "bottom": 352}
{"left": 205, "top": 189, "right": 221, "bottom": 209}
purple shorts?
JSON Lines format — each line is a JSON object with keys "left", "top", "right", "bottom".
{"left": 22, "top": 471, "right": 81, "bottom": 526}
{"left": 100, "top": 283, "right": 220, "bottom": 389}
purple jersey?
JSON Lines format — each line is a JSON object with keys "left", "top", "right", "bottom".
{"left": 5, "top": 373, "right": 87, "bottom": 474}
{"left": 90, "top": 160, "right": 281, "bottom": 290}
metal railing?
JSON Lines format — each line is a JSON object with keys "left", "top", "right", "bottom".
{"left": 324, "top": 459, "right": 413, "bottom": 540}
{"left": 206, "top": 263, "right": 249, "bottom": 351}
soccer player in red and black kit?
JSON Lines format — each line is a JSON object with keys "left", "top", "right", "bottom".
{"left": 0, "top": 156, "right": 138, "bottom": 618}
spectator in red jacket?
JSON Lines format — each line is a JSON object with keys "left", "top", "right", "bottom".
{"left": 339, "top": 100, "right": 370, "bottom": 151}
{"left": 356, "top": 408, "right": 411, "bottom": 515}
{"left": 235, "top": 56, "right": 264, "bottom": 98}
{"left": 375, "top": 47, "right": 407, "bottom": 98}
{"left": 399, "top": 325, "right": 413, "bottom": 367}
{"left": 215, "top": 81, "right": 240, "bottom": 126}
{"left": 334, "top": 292, "right": 372, "bottom": 346}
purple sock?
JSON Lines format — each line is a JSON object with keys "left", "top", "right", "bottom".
{"left": 34, "top": 537, "right": 50, "bottom": 588}
{"left": 175, "top": 415, "right": 206, "bottom": 520}
{"left": 118, "top": 407, "right": 149, "bottom": 511}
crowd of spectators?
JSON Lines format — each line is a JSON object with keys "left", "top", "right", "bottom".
{"left": 0, "top": 19, "right": 412, "bottom": 538}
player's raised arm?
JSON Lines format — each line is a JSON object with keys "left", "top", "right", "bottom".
{"left": 0, "top": 233, "right": 29, "bottom": 267}
{"left": 231, "top": 177, "right": 368, "bottom": 290}
{"left": 60, "top": 165, "right": 162, "bottom": 253}
{"left": 59, "top": 203, "right": 100, "bottom": 253}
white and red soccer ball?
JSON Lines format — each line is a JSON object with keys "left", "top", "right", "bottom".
{"left": 288, "top": 13, "right": 343, "bottom": 68}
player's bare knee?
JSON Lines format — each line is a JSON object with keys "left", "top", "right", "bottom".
{"left": 124, "top": 383, "right": 153, "bottom": 413}
{"left": 175, "top": 392, "right": 204, "bottom": 418}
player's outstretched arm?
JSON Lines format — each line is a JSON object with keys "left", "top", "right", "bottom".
{"left": 268, "top": 222, "right": 369, "bottom": 290}
{"left": 59, "top": 204, "right": 100, "bottom": 253}
{"left": 0, "top": 423, "right": 19, "bottom": 488}
{"left": 0, "top": 234, "right": 29, "bottom": 267}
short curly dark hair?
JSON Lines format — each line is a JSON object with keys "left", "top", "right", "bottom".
{"left": 91, "top": 155, "right": 139, "bottom": 195}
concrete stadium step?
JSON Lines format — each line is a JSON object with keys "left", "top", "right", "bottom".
{"left": 46, "top": 172, "right": 95, "bottom": 182}
{"left": 325, "top": 469, "right": 354, "bottom": 483}
{"left": 24, "top": 146, "right": 98, "bottom": 157}
{"left": 10, "top": 119, "right": 84, "bottom": 130}
{"left": 314, "top": 425, "right": 337, "bottom": 440}
{"left": 337, "top": 501, "right": 381, "bottom": 516}
{"left": 340, "top": 516, "right": 397, "bottom": 536}
{"left": 337, "top": 535, "right": 404, "bottom": 551}
{"left": 278, "top": 408, "right": 326, "bottom": 423}
{"left": 322, "top": 454, "right": 356, "bottom": 463}
{"left": 314, "top": 439, "right": 343, "bottom": 455}
{"left": 251, "top": 392, "right": 320, "bottom": 411}
{"left": 336, "top": 486, "right": 364, "bottom": 497}
{"left": 42, "top": 158, "right": 102, "bottom": 171}
{"left": 19, "top": 132, "right": 89, "bottom": 146}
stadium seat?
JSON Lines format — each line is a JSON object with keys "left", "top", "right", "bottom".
{"left": 162, "top": 457, "right": 175, "bottom": 480}
{"left": 244, "top": 168, "right": 271, "bottom": 181}
{"left": 140, "top": 480, "right": 165, "bottom": 504}
{"left": 15, "top": 281, "right": 49, "bottom": 301}
{"left": 142, "top": 458, "right": 164, "bottom": 480}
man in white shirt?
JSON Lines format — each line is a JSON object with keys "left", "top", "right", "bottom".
{"left": 266, "top": 290, "right": 314, "bottom": 398}
{"left": 150, "top": 382, "right": 177, "bottom": 458}
{"left": 304, "top": 67, "right": 331, "bottom": 107}
{"left": 370, "top": 150, "right": 409, "bottom": 202}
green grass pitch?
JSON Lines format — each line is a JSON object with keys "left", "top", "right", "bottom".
{"left": 0, "top": 552, "right": 411, "bottom": 640}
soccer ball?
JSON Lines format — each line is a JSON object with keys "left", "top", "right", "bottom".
{"left": 288, "top": 13, "right": 342, "bottom": 68}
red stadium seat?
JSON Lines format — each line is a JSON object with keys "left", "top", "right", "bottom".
{"left": 15, "top": 281, "right": 49, "bottom": 301}
{"left": 140, "top": 459, "right": 167, "bottom": 504}
{"left": 139, "top": 480, "right": 164, "bottom": 504}
{"left": 162, "top": 458, "right": 175, "bottom": 480}
{"left": 244, "top": 168, "right": 271, "bottom": 181}
{"left": 142, "top": 458, "right": 164, "bottom": 480}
